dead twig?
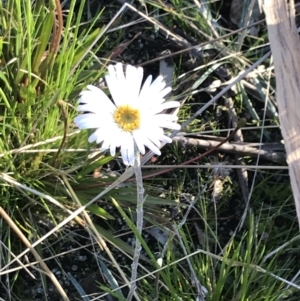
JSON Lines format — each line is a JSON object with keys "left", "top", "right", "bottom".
{"left": 173, "top": 136, "right": 286, "bottom": 164}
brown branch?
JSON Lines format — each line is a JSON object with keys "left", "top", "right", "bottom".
{"left": 49, "top": 0, "right": 63, "bottom": 58}
{"left": 141, "top": 122, "right": 244, "bottom": 180}
{"left": 173, "top": 136, "right": 286, "bottom": 164}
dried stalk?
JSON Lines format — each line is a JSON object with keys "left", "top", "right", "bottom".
{"left": 261, "top": 0, "right": 300, "bottom": 226}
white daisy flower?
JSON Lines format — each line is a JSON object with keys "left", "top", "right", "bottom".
{"left": 74, "top": 63, "right": 181, "bottom": 166}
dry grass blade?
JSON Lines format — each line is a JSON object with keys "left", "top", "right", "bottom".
{"left": 0, "top": 240, "right": 36, "bottom": 279}
{"left": 61, "top": 175, "right": 139, "bottom": 301}
{"left": 262, "top": 0, "right": 300, "bottom": 227}
{"left": 0, "top": 168, "right": 136, "bottom": 272}
{"left": 0, "top": 207, "right": 70, "bottom": 301}
{"left": 173, "top": 225, "right": 207, "bottom": 301}
{"left": 0, "top": 243, "right": 96, "bottom": 276}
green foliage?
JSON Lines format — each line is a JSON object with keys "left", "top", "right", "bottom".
{"left": 0, "top": 0, "right": 104, "bottom": 176}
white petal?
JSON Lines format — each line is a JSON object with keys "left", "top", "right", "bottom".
{"left": 93, "top": 127, "right": 121, "bottom": 157}
{"left": 74, "top": 114, "right": 105, "bottom": 129}
{"left": 143, "top": 129, "right": 161, "bottom": 147}
{"left": 132, "top": 130, "right": 146, "bottom": 155}
{"left": 85, "top": 85, "right": 102, "bottom": 93}
{"left": 101, "top": 136, "right": 112, "bottom": 151}
{"left": 109, "top": 142, "right": 117, "bottom": 156}
{"left": 109, "top": 130, "right": 122, "bottom": 156}
{"left": 125, "top": 65, "right": 143, "bottom": 105}
{"left": 77, "top": 86, "right": 115, "bottom": 114}
{"left": 121, "top": 150, "right": 128, "bottom": 165}
{"left": 139, "top": 75, "right": 152, "bottom": 100}
{"left": 101, "top": 123, "right": 121, "bottom": 142}
{"left": 77, "top": 102, "right": 114, "bottom": 115}
{"left": 115, "top": 63, "right": 126, "bottom": 83}
{"left": 120, "top": 132, "right": 135, "bottom": 166}
{"left": 88, "top": 128, "right": 104, "bottom": 143}
{"left": 113, "top": 63, "right": 127, "bottom": 106}
{"left": 151, "top": 101, "right": 180, "bottom": 114}
{"left": 144, "top": 138, "right": 161, "bottom": 155}
{"left": 134, "top": 128, "right": 162, "bottom": 155}
{"left": 158, "top": 134, "right": 172, "bottom": 143}
{"left": 138, "top": 75, "right": 171, "bottom": 108}
{"left": 127, "top": 137, "right": 135, "bottom": 166}
{"left": 149, "top": 75, "right": 166, "bottom": 94}
{"left": 157, "top": 86, "right": 172, "bottom": 99}
{"left": 100, "top": 132, "right": 116, "bottom": 151}
{"left": 154, "top": 114, "right": 178, "bottom": 122}
{"left": 105, "top": 64, "right": 124, "bottom": 107}
{"left": 158, "top": 120, "right": 181, "bottom": 130}
{"left": 100, "top": 145, "right": 108, "bottom": 152}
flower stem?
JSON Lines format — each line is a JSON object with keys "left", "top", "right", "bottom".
{"left": 127, "top": 147, "right": 144, "bottom": 301}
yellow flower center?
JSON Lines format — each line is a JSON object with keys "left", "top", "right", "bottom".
{"left": 114, "top": 105, "right": 140, "bottom": 132}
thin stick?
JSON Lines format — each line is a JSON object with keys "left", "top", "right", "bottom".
{"left": 141, "top": 165, "right": 288, "bottom": 170}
